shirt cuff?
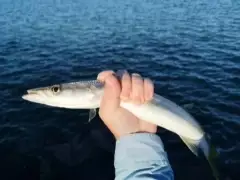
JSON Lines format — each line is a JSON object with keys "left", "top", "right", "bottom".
{"left": 114, "top": 133, "right": 170, "bottom": 167}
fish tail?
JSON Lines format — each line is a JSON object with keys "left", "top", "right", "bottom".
{"left": 180, "top": 135, "right": 220, "bottom": 180}
{"left": 199, "top": 136, "right": 220, "bottom": 180}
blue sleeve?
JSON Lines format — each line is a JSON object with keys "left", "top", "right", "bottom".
{"left": 114, "top": 133, "right": 174, "bottom": 180}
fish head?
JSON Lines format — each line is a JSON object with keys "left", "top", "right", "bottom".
{"left": 22, "top": 82, "right": 103, "bottom": 109}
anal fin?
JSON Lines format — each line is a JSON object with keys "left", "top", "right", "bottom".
{"left": 88, "top": 109, "right": 96, "bottom": 123}
{"left": 179, "top": 135, "right": 200, "bottom": 156}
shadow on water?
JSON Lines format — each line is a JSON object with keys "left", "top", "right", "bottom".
{"left": 0, "top": 115, "right": 116, "bottom": 180}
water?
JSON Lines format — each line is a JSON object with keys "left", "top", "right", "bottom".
{"left": 0, "top": 0, "right": 239, "bottom": 179}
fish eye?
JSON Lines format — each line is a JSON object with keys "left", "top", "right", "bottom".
{"left": 51, "top": 85, "right": 60, "bottom": 93}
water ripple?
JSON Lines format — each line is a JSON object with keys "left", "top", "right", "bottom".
{"left": 0, "top": 0, "right": 239, "bottom": 179}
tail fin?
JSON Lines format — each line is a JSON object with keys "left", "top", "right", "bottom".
{"left": 179, "top": 135, "right": 220, "bottom": 180}
{"left": 201, "top": 136, "right": 220, "bottom": 180}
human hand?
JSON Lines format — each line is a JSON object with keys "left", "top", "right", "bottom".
{"left": 97, "top": 70, "right": 157, "bottom": 139}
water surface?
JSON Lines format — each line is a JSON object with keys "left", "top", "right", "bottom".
{"left": 0, "top": 0, "right": 239, "bottom": 179}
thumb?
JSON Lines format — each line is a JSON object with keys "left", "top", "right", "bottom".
{"left": 100, "top": 74, "right": 121, "bottom": 115}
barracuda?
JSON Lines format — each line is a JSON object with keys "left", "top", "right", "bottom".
{"left": 22, "top": 78, "right": 219, "bottom": 179}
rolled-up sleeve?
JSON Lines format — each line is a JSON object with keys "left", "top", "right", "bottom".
{"left": 114, "top": 133, "right": 174, "bottom": 180}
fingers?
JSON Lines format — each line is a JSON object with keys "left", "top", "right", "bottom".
{"left": 120, "top": 71, "right": 154, "bottom": 104}
{"left": 98, "top": 71, "right": 121, "bottom": 118}
{"left": 98, "top": 70, "right": 154, "bottom": 107}
{"left": 97, "top": 70, "right": 121, "bottom": 110}
{"left": 103, "top": 75, "right": 121, "bottom": 109}
{"left": 97, "top": 70, "right": 114, "bottom": 82}
{"left": 131, "top": 73, "right": 144, "bottom": 104}
{"left": 144, "top": 78, "right": 154, "bottom": 101}
{"left": 120, "top": 71, "right": 131, "bottom": 101}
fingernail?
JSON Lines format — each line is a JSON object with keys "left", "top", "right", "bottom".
{"left": 121, "top": 69, "right": 127, "bottom": 73}
{"left": 116, "top": 70, "right": 128, "bottom": 80}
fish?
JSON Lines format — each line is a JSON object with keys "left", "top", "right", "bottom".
{"left": 22, "top": 77, "right": 220, "bottom": 179}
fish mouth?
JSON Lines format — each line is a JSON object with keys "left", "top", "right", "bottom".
{"left": 27, "top": 89, "right": 38, "bottom": 94}
{"left": 22, "top": 89, "right": 41, "bottom": 101}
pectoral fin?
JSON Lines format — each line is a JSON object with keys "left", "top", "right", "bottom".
{"left": 88, "top": 109, "right": 96, "bottom": 122}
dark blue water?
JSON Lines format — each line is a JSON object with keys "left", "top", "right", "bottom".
{"left": 0, "top": 0, "right": 239, "bottom": 179}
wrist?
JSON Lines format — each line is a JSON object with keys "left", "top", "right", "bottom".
{"left": 115, "top": 131, "right": 156, "bottom": 140}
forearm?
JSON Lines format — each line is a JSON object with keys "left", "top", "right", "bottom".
{"left": 114, "top": 133, "right": 174, "bottom": 180}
